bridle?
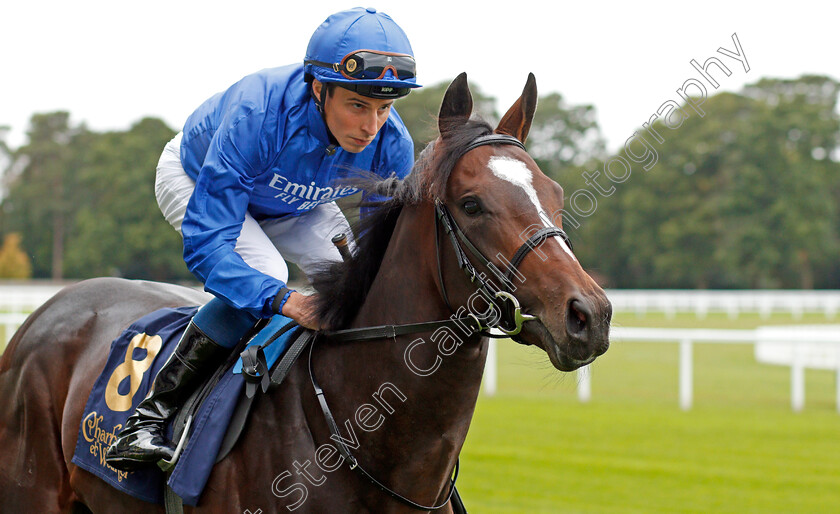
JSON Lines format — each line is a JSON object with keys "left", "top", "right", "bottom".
{"left": 308, "top": 133, "right": 574, "bottom": 511}
{"left": 326, "top": 133, "right": 573, "bottom": 343}
{"left": 432, "top": 135, "right": 573, "bottom": 337}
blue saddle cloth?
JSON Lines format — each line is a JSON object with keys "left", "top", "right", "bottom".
{"left": 71, "top": 307, "right": 296, "bottom": 506}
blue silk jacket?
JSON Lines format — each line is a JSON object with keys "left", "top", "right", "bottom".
{"left": 179, "top": 64, "right": 414, "bottom": 317}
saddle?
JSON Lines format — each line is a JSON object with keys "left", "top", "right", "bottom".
{"left": 70, "top": 307, "right": 314, "bottom": 507}
{"left": 163, "top": 315, "right": 316, "bottom": 509}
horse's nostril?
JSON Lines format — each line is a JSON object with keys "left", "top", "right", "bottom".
{"left": 572, "top": 303, "right": 586, "bottom": 323}
{"left": 567, "top": 299, "right": 589, "bottom": 336}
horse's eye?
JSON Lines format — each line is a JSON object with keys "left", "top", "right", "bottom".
{"left": 462, "top": 200, "right": 482, "bottom": 216}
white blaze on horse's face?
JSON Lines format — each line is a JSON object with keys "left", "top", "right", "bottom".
{"left": 487, "top": 156, "right": 576, "bottom": 260}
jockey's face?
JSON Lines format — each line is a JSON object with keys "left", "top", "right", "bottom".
{"left": 313, "top": 80, "right": 394, "bottom": 153}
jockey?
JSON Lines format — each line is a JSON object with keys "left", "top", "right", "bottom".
{"left": 106, "top": 7, "right": 420, "bottom": 471}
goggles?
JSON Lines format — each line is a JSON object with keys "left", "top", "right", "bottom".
{"left": 308, "top": 50, "right": 416, "bottom": 81}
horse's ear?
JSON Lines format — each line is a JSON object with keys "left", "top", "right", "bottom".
{"left": 496, "top": 73, "right": 538, "bottom": 143}
{"left": 438, "top": 72, "right": 473, "bottom": 137}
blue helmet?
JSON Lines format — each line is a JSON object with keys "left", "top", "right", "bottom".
{"left": 304, "top": 7, "right": 421, "bottom": 99}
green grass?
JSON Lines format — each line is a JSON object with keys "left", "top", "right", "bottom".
{"left": 457, "top": 312, "right": 840, "bottom": 513}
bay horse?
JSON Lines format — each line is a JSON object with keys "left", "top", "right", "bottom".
{"left": 0, "top": 73, "right": 611, "bottom": 513}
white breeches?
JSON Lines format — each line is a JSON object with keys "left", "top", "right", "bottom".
{"left": 154, "top": 133, "right": 350, "bottom": 283}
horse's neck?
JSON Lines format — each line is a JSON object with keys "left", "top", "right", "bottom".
{"left": 354, "top": 202, "right": 451, "bottom": 326}
{"left": 322, "top": 202, "right": 488, "bottom": 503}
{"left": 354, "top": 200, "right": 488, "bottom": 415}
{"left": 355, "top": 199, "right": 489, "bottom": 384}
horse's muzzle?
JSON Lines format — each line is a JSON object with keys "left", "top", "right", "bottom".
{"left": 522, "top": 294, "right": 611, "bottom": 371}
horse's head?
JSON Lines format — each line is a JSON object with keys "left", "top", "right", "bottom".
{"left": 424, "top": 73, "right": 611, "bottom": 371}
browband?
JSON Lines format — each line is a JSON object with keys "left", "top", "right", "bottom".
{"left": 452, "top": 134, "right": 525, "bottom": 162}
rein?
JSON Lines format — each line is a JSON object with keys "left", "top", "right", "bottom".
{"left": 306, "top": 133, "right": 572, "bottom": 511}
{"left": 308, "top": 337, "right": 459, "bottom": 511}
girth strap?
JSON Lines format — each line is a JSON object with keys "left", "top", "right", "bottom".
{"left": 268, "top": 328, "right": 315, "bottom": 389}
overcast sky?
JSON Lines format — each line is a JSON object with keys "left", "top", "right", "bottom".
{"left": 2, "top": 1, "right": 838, "bottom": 152}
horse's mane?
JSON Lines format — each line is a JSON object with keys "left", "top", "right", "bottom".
{"left": 310, "top": 118, "right": 494, "bottom": 330}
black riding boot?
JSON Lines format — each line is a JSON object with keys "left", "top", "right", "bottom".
{"left": 105, "top": 321, "right": 228, "bottom": 471}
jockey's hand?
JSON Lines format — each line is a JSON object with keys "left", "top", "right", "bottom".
{"left": 281, "top": 291, "right": 323, "bottom": 330}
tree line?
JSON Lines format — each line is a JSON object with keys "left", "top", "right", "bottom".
{"left": 1, "top": 74, "right": 838, "bottom": 288}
